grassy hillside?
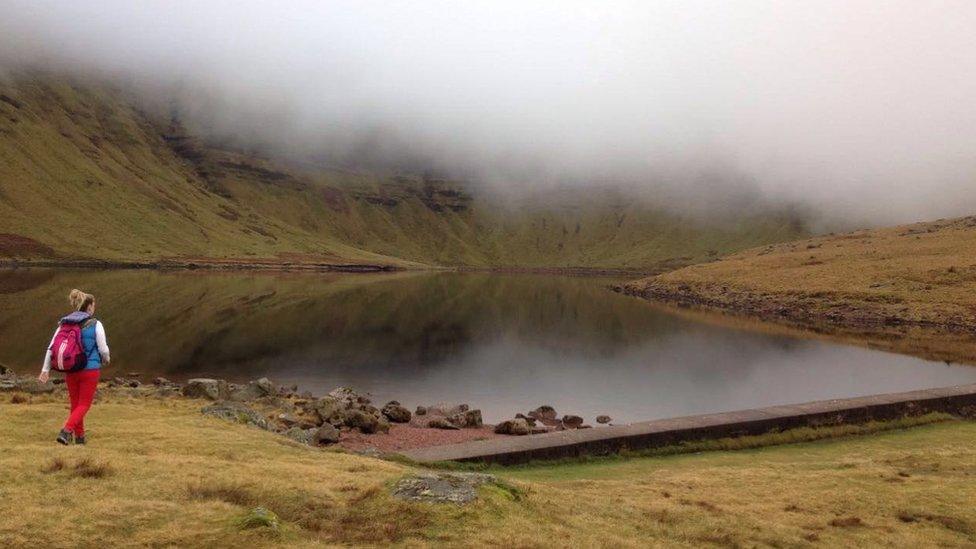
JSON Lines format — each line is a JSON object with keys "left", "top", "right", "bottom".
{"left": 621, "top": 216, "right": 976, "bottom": 363}
{"left": 0, "top": 75, "right": 807, "bottom": 269}
{"left": 4, "top": 392, "right": 976, "bottom": 546}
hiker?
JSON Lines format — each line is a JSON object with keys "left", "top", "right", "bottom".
{"left": 38, "top": 289, "right": 110, "bottom": 445}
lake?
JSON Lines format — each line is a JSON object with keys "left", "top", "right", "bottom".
{"left": 2, "top": 269, "right": 975, "bottom": 423}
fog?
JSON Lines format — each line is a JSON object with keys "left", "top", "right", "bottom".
{"left": 2, "top": 1, "right": 975, "bottom": 224}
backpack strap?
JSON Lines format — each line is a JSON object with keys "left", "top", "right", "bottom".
{"left": 81, "top": 318, "right": 99, "bottom": 361}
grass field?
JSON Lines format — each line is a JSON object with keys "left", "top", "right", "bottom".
{"left": 3, "top": 392, "right": 976, "bottom": 547}
{"left": 623, "top": 215, "right": 976, "bottom": 364}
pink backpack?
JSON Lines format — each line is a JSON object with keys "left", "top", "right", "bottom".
{"left": 49, "top": 319, "right": 92, "bottom": 372}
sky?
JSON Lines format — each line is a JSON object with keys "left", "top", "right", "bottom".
{"left": 2, "top": 1, "right": 975, "bottom": 224}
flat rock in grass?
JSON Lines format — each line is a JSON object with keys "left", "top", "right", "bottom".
{"left": 201, "top": 401, "right": 271, "bottom": 431}
{"left": 392, "top": 472, "right": 499, "bottom": 505}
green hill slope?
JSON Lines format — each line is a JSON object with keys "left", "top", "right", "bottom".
{"left": 0, "top": 75, "right": 807, "bottom": 269}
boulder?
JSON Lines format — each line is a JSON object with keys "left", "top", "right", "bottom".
{"left": 229, "top": 377, "right": 276, "bottom": 402}
{"left": 494, "top": 418, "right": 531, "bottom": 436}
{"left": 311, "top": 423, "right": 341, "bottom": 445}
{"left": 448, "top": 409, "right": 483, "bottom": 428}
{"left": 152, "top": 377, "right": 172, "bottom": 386}
{"left": 182, "top": 378, "right": 228, "bottom": 400}
{"left": 277, "top": 413, "right": 300, "bottom": 428}
{"left": 427, "top": 417, "right": 460, "bottom": 430}
{"left": 596, "top": 415, "right": 612, "bottom": 424}
{"left": 382, "top": 402, "right": 412, "bottom": 423}
{"left": 201, "top": 401, "right": 271, "bottom": 430}
{"left": 427, "top": 402, "right": 469, "bottom": 416}
{"left": 311, "top": 396, "right": 343, "bottom": 425}
{"left": 0, "top": 363, "right": 9, "bottom": 375}
{"left": 343, "top": 409, "right": 381, "bottom": 434}
{"left": 528, "top": 405, "right": 560, "bottom": 426}
{"left": 561, "top": 415, "right": 584, "bottom": 429}
{"left": 415, "top": 405, "right": 427, "bottom": 416}
{"left": 329, "top": 386, "right": 371, "bottom": 407}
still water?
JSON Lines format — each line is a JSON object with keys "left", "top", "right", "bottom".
{"left": 2, "top": 269, "right": 975, "bottom": 423}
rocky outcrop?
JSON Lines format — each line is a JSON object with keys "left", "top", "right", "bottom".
{"left": 596, "top": 415, "right": 612, "bottom": 424}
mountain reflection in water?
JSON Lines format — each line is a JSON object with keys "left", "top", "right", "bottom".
{"left": 2, "top": 269, "right": 975, "bottom": 422}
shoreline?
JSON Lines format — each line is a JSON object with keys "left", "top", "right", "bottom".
{"left": 613, "top": 282, "right": 976, "bottom": 366}
{"left": 0, "top": 370, "right": 597, "bottom": 454}
{"left": 0, "top": 258, "right": 670, "bottom": 277}
{"left": 0, "top": 258, "right": 406, "bottom": 273}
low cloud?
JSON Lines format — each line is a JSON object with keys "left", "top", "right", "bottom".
{"left": 2, "top": 1, "right": 975, "bottom": 225}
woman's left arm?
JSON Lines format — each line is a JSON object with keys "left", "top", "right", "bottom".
{"left": 96, "top": 321, "right": 111, "bottom": 365}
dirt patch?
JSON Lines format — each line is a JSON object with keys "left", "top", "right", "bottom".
{"left": 0, "top": 234, "right": 57, "bottom": 258}
{"left": 898, "top": 511, "right": 973, "bottom": 535}
{"left": 829, "top": 516, "right": 864, "bottom": 528}
{"left": 338, "top": 424, "right": 502, "bottom": 454}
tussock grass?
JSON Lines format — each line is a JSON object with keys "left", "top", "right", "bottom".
{"left": 41, "top": 456, "right": 114, "bottom": 478}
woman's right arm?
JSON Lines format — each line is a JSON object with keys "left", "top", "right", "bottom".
{"left": 38, "top": 327, "right": 58, "bottom": 382}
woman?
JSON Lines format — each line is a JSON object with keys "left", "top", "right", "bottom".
{"left": 38, "top": 289, "right": 110, "bottom": 445}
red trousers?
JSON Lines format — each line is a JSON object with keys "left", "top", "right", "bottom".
{"left": 64, "top": 369, "right": 100, "bottom": 437}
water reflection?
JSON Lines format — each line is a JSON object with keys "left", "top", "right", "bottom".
{"left": 1, "top": 269, "right": 975, "bottom": 422}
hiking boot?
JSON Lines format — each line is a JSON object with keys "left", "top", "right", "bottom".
{"left": 75, "top": 435, "right": 86, "bottom": 445}
{"left": 56, "top": 429, "right": 73, "bottom": 445}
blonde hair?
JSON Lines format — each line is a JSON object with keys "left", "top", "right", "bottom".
{"left": 69, "top": 289, "right": 95, "bottom": 312}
